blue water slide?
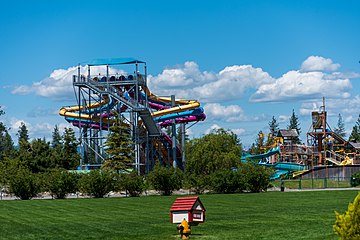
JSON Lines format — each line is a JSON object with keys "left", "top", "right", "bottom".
{"left": 153, "top": 107, "right": 204, "bottom": 122}
{"left": 82, "top": 97, "right": 114, "bottom": 114}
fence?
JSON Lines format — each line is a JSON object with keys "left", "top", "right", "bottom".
{"left": 274, "top": 177, "right": 353, "bottom": 190}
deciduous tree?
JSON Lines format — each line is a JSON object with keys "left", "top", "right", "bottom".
{"left": 186, "top": 128, "right": 241, "bottom": 175}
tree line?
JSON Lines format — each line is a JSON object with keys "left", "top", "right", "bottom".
{"left": 1, "top": 105, "right": 360, "bottom": 200}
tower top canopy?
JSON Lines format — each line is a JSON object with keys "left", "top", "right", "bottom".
{"left": 82, "top": 57, "right": 145, "bottom": 66}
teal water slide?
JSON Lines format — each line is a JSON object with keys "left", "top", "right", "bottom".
{"left": 241, "top": 147, "right": 306, "bottom": 179}
{"left": 241, "top": 146, "right": 281, "bottom": 161}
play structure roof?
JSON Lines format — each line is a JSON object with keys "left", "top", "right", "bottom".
{"left": 278, "top": 129, "right": 298, "bottom": 138}
{"left": 349, "top": 142, "right": 360, "bottom": 149}
{"left": 83, "top": 57, "right": 145, "bottom": 66}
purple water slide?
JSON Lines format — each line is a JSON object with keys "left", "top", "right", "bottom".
{"left": 72, "top": 121, "right": 109, "bottom": 130}
{"left": 159, "top": 113, "right": 206, "bottom": 128}
{"left": 148, "top": 101, "right": 169, "bottom": 110}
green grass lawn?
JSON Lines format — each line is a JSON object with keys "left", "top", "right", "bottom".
{"left": 0, "top": 190, "right": 358, "bottom": 239}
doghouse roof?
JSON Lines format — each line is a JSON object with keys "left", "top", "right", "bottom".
{"left": 170, "top": 196, "right": 205, "bottom": 212}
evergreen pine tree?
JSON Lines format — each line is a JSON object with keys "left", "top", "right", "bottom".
{"left": 333, "top": 113, "right": 346, "bottom": 138}
{"left": 267, "top": 116, "right": 279, "bottom": 147}
{"left": 251, "top": 130, "right": 264, "bottom": 154}
{"left": 51, "top": 125, "right": 63, "bottom": 149}
{"left": 103, "top": 115, "right": 134, "bottom": 172}
{"left": 349, "top": 114, "right": 360, "bottom": 142}
{"left": 2, "top": 131, "right": 14, "bottom": 158}
{"left": 62, "top": 127, "right": 80, "bottom": 170}
{"left": 51, "top": 125, "right": 63, "bottom": 169}
{"left": 17, "top": 122, "right": 30, "bottom": 150}
{"left": 287, "top": 109, "right": 301, "bottom": 144}
{"left": 28, "top": 138, "right": 54, "bottom": 172}
{"left": 0, "top": 108, "right": 14, "bottom": 160}
{"left": 269, "top": 116, "right": 279, "bottom": 136}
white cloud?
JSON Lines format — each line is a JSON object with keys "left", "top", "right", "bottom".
{"left": 12, "top": 66, "right": 123, "bottom": 101}
{"left": 11, "top": 56, "right": 359, "bottom": 113}
{"left": 204, "top": 103, "right": 266, "bottom": 122}
{"left": 204, "top": 123, "right": 245, "bottom": 136}
{"left": 149, "top": 63, "right": 273, "bottom": 102}
{"left": 11, "top": 85, "right": 32, "bottom": 95}
{"left": 251, "top": 70, "right": 352, "bottom": 102}
{"left": 148, "top": 61, "right": 216, "bottom": 88}
{"left": 185, "top": 128, "right": 193, "bottom": 137}
{"left": 278, "top": 115, "right": 289, "bottom": 123}
{"left": 204, "top": 124, "right": 222, "bottom": 134}
{"left": 8, "top": 117, "right": 73, "bottom": 141}
{"left": 192, "top": 65, "right": 273, "bottom": 102}
{"left": 204, "top": 103, "right": 243, "bottom": 119}
{"left": 149, "top": 56, "right": 357, "bottom": 104}
{"left": 301, "top": 56, "right": 340, "bottom": 72}
{"left": 299, "top": 97, "right": 360, "bottom": 134}
{"left": 9, "top": 118, "right": 29, "bottom": 134}
{"left": 345, "top": 115, "right": 354, "bottom": 123}
{"left": 300, "top": 96, "right": 360, "bottom": 117}
{"left": 231, "top": 128, "right": 246, "bottom": 136}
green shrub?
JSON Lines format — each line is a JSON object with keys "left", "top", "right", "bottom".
{"left": 350, "top": 172, "right": 360, "bottom": 187}
{"left": 210, "top": 169, "right": 244, "bottom": 194}
{"left": 184, "top": 173, "right": 210, "bottom": 194}
{"left": 78, "top": 170, "right": 115, "bottom": 198}
{"left": 47, "top": 169, "right": 79, "bottom": 199}
{"left": 147, "top": 164, "right": 183, "bottom": 196}
{"left": 240, "top": 163, "right": 273, "bottom": 193}
{"left": 334, "top": 192, "right": 360, "bottom": 239}
{"left": 8, "top": 167, "right": 40, "bottom": 200}
{"left": 117, "top": 172, "right": 145, "bottom": 197}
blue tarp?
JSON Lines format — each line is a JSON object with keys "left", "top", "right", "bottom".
{"left": 82, "top": 57, "right": 145, "bottom": 66}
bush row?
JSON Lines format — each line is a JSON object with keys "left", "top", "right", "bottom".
{"left": 1, "top": 169, "right": 145, "bottom": 200}
{"left": 0, "top": 163, "right": 273, "bottom": 200}
{"left": 185, "top": 163, "right": 274, "bottom": 194}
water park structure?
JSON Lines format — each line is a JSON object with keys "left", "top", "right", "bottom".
{"left": 59, "top": 58, "right": 205, "bottom": 173}
{"left": 242, "top": 98, "right": 360, "bottom": 179}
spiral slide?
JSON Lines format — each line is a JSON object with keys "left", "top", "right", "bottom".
{"left": 59, "top": 95, "right": 112, "bottom": 123}
{"left": 59, "top": 79, "right": 205, "bottom": 131}
{"left": 60, "top": 85, "right": 204, "bottom": 169}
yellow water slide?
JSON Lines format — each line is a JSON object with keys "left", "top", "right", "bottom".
{"left": 59, "top": 95, "right": 110, "bottom": 122}
{"left": 142, "top": 85, "right": 200, "bottom": 118}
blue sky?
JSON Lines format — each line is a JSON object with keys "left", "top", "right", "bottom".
{"left": 1, "top": 0, "right": 360, "bottom": 147}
